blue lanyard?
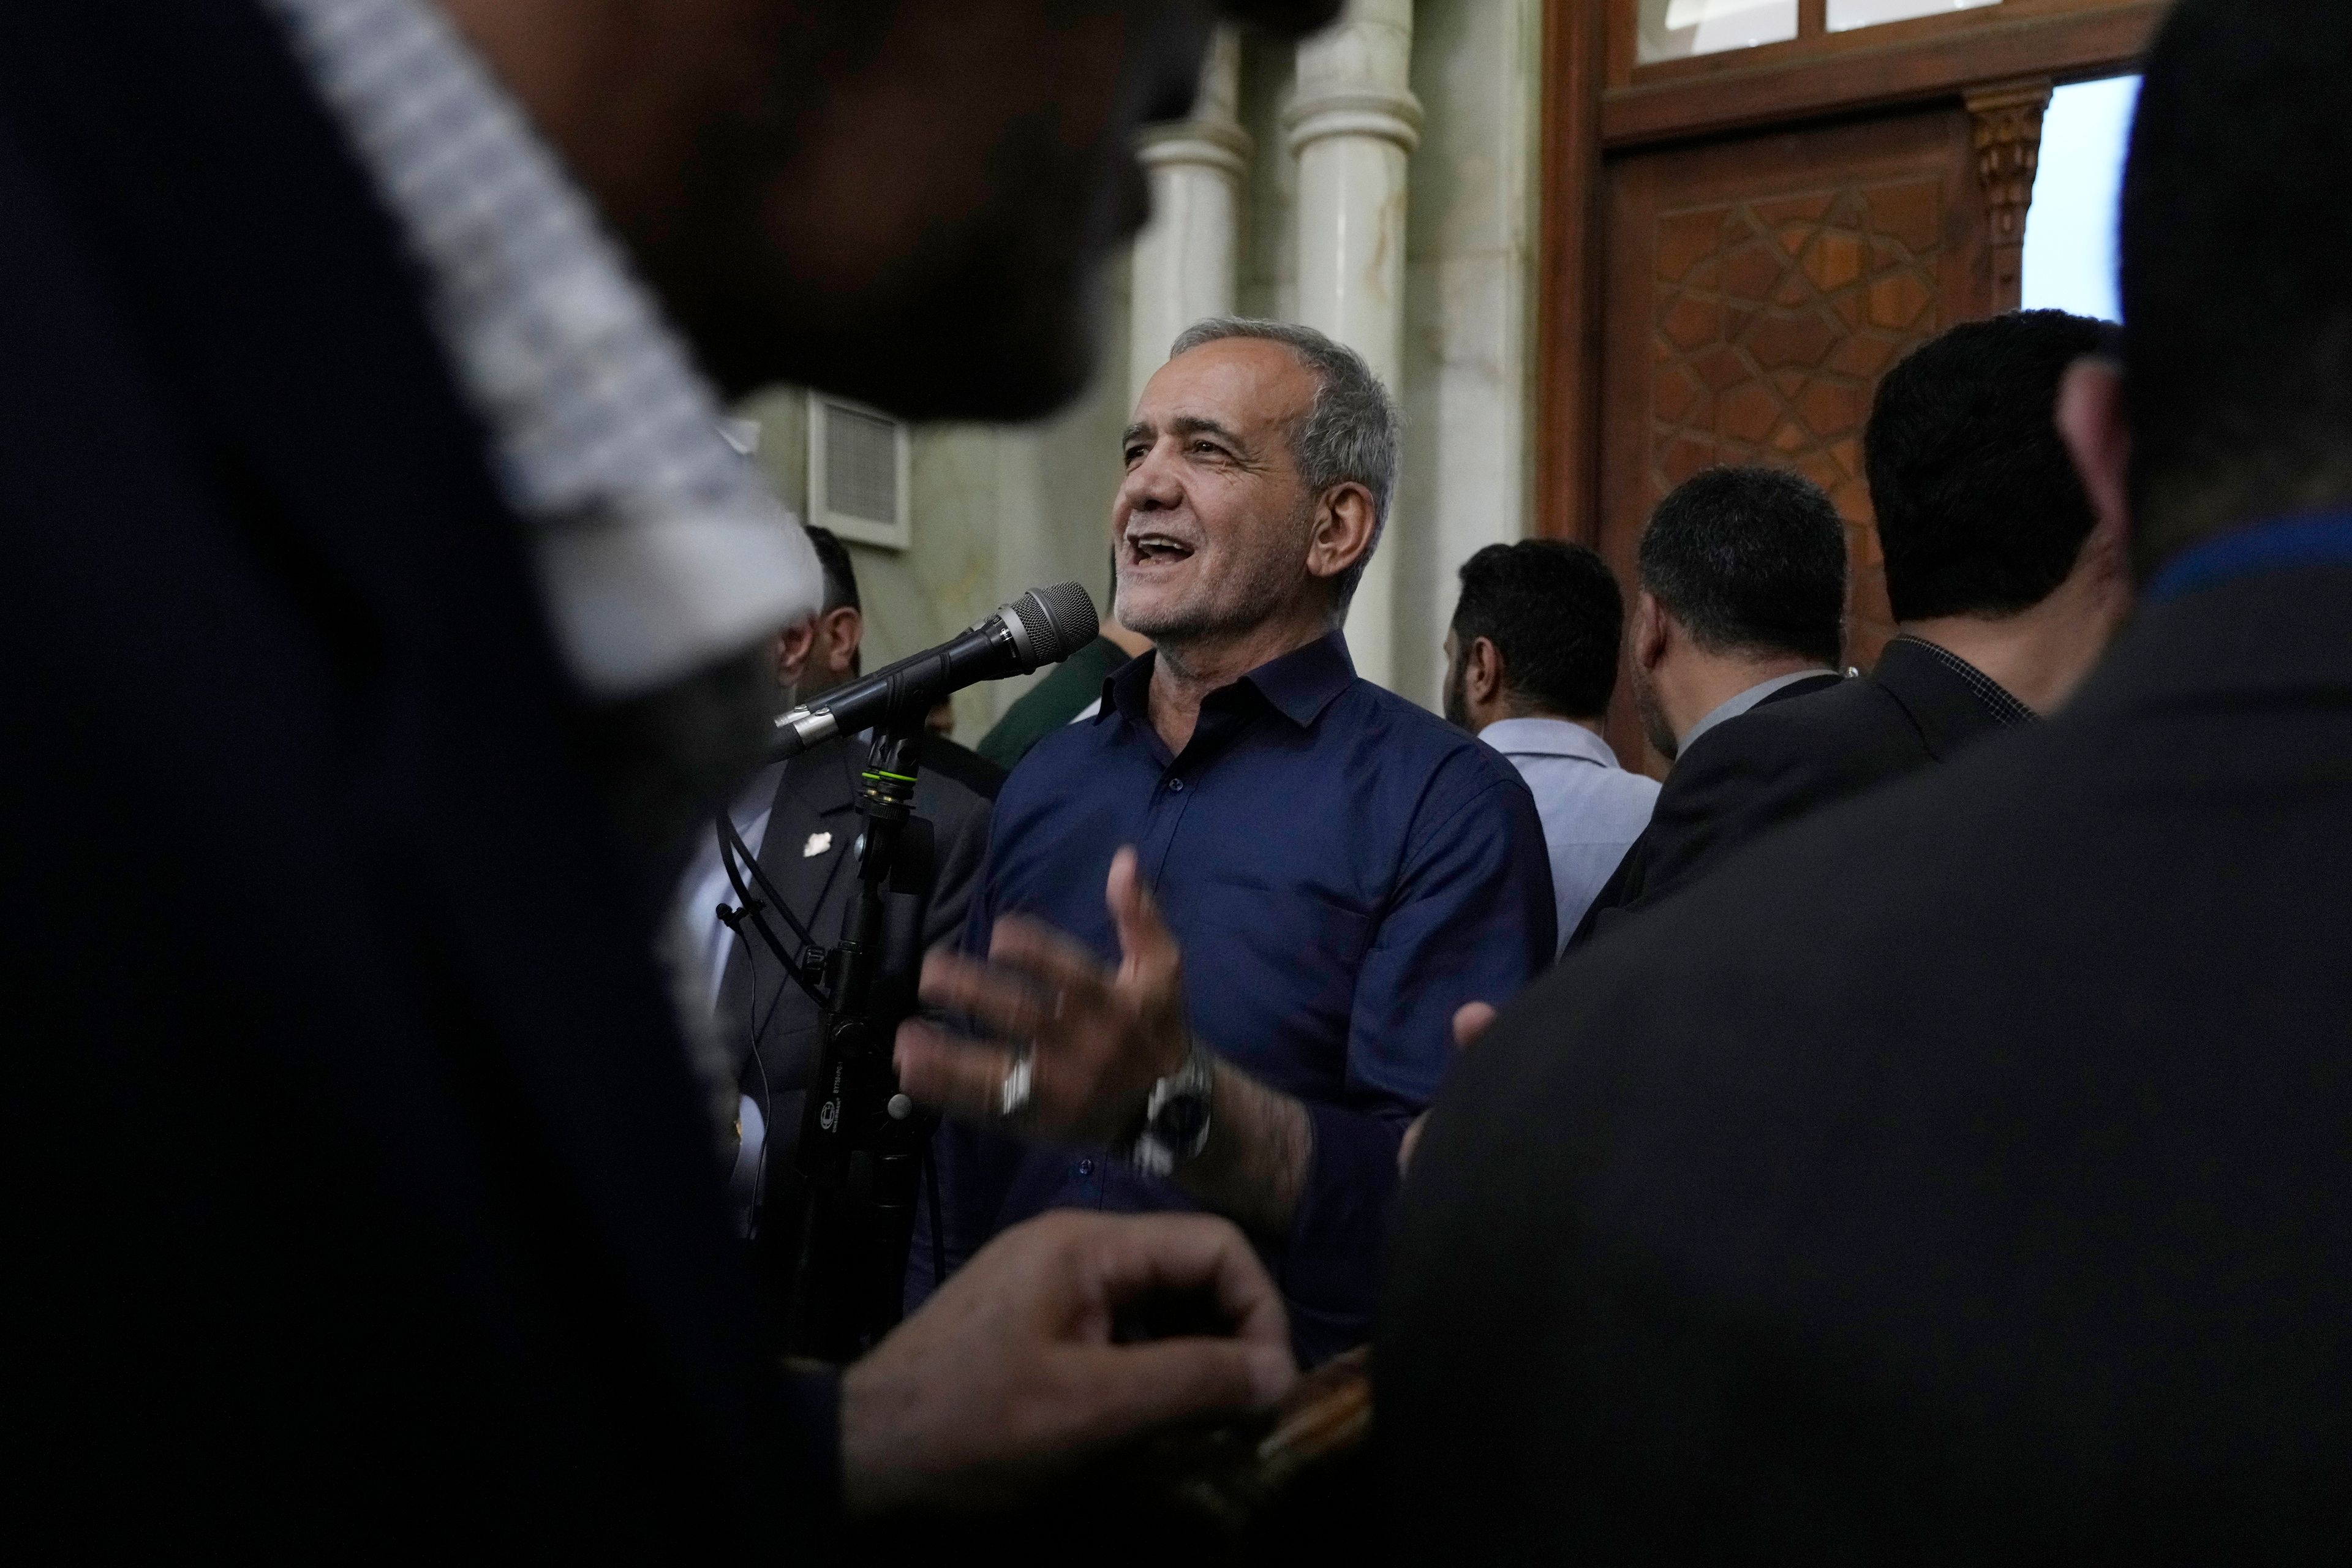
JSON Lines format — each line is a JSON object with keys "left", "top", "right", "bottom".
{"left": 2147, "top": 511, "right": 2352, "bottom": 604}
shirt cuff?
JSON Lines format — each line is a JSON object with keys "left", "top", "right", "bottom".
{"left": 1278, "top": 1101, "right": 1406, "bottom": 1365}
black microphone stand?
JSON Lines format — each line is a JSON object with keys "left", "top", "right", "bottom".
{"left": 778, "top": 712, "right": 939, "bottom": 1360}
{"left": 718, "top": 581, "right": 1097, "bottom": 1359}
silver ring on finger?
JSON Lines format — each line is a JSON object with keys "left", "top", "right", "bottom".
{"left": 998, "top": 1046, "right": 1035, "bottom": 1120}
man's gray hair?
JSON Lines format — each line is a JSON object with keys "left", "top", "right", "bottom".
{"left": 1167, "top": 317, "right": 1400, "bottom": 619}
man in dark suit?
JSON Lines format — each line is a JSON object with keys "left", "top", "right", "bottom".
{"left": 1567, "top": 466, "right": 1849, "bottom": 938}
{"left": 1385, "top": 2, "right": 2352, "bottom": 1555}
{"left": 1570, "top": 310, "right": 2133, "bottom": 947}
{"left": 764, "top": 524, "right": 1010, "bottom": 803}
{"left": 2, "top": 0, "right": 1330, "bottom": 1551}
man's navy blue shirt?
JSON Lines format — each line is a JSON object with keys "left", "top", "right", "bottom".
{"left": 910, "top": 630, "right": 1556, "bottom": 1360}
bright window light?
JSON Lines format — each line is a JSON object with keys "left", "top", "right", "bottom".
{"left": 2022, "top": 75, "right": 2140, "bottom": 323}
{"left": 1827, "top": 0, "right": 1999, "bottom": 31}
{"left": 1638, "top": 0, "right": 1798, "bottom": 63}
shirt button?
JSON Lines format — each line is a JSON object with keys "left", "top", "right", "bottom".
{"left": 1076, "top": 1158, "right": 1096, "bottom": 1178}
{"left": 1167, "top": 778, "right": 1185, "bottom": 793}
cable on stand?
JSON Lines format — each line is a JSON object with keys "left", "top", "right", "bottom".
{"left": 715, "top": 581, "right": 1101, "bottom": 1360}
{"left": 777, "top": 714, "right": 940, "bottom": 1361}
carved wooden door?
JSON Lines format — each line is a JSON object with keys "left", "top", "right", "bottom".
{"left": 1595, "top": 107, "right": 1997, "bottom": 772}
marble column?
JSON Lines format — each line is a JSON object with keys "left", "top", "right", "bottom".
{"left": 1129, "top": 31, "right": 1251, "bottom": 410}
{"left": 1286, "top": 0, "right": 1420, "bottom": 693}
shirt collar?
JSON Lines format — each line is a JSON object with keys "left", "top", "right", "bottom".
{"left": 1243, "top": 630, "right": 1358, "bottom": 727}
{"left": 1680, "top": 668, "right": 1837, "bottom": 754}
{"left": 1889, "top": 635, "right": 2037, "bottom": 728}
{"left": 1102, "top": 628, "right": 1358, "bottom": 733}
{"left": 1477, "top": 717, "right": 1621, "bottom": 769}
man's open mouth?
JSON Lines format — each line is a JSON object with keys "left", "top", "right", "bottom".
{"left": 1126, "top": 532, "right": 1196, "bottom": 564}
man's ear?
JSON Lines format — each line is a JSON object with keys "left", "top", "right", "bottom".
{"left": 1306, "top": 483, "right": 1379, "bottom": 587}
{"left": 775, "top": 619, "right": 817, "bottom": 691}
{"left": 2059, "top": 356, "right": 2133, "bottom": 563}
{"left": 1630, "top": 590, "right": 1668, "bottom": 673}
{"left": 1466, "top": 635, "right": 1506, "bottom": 707}
{"left": 818, "top": 605, "right": 864, "bottom": 677}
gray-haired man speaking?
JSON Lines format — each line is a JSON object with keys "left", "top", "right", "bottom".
{"left": 897, "top": 319, "right": 1557, "bottom": 1361}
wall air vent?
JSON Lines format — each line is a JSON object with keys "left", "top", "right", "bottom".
{"left": 807, "top": 391, "right": 912, "bottom": 550}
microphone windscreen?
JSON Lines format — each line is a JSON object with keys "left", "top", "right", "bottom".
{"left": 1016, "top": 581, "right": 1101, "bottom": 664}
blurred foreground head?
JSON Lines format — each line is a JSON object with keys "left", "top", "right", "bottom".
{"left": 442, "top": 0, "right": 1341, "bottom": 421}
{"left": 2121, "top": 0, "right": 2352, "bottom": 565}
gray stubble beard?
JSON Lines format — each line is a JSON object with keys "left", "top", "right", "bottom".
{"left": 1632, "top": 668, "right": 1678, "bottom": 761}
{"left": 1114, "top": 496, "right": 1318, "bottom": 653}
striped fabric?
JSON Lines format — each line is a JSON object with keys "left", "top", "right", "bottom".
{"left": 258, "top": 0, "right": 821, "bottom": 698}
{"left": 1890, "top": 634, "right": 2038, "bottom": 728}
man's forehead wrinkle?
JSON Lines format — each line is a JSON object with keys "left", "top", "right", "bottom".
{"left": 1129, "top": 405, "right": 1257, "bottom": 450}
{"left": 1168, "top": 413, "right": 1246, "bottom": 443}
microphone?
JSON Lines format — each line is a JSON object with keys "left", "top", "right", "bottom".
{"left": 771, "top": 581, "right": 1101, "bottom": 759}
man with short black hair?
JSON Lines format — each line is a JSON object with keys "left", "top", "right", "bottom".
{"left": 784, "top": 521, "right": 865, "bottom": 699}
{"left": 775, "top": 523, "right": 1006, "bottom": 800}
{"left": 1443, "top": 540, "right": 1658, "bottom": 947}
{"left": 1632, "top": 467, "right": 1852, "bottom": 747}
{"left": 1568, "top": 465, "right": 1849, "bottom": 942}
{"left": 1389, "top": 3, "right": 2352, "bottom": 1553}
{"left": 1860, "top": 308, "right": 2128, "bottom": 720}
{"left": 1572, "top": 311, "right": 2130, "bottom": 946}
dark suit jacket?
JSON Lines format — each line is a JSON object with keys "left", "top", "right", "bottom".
{"left": 1570, "top": 672, "right": 1841, "bottom": 943}
{"left": 717, "top": 733, "right": 992, "bottom": 1290}
{"left": 1572, "top": 640, "right": 2018, "bottom": 946}
{"left": 919, "top": 730, "right": 1012, "bottom": 806}
{"left": 1383, "top": 565, "right": 2352, "bottom": 1559}
{"left": 1, "top": 4, "right": 831, "bottom": 1551}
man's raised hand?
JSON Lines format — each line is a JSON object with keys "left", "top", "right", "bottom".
{"left": 895, "top": 846, "right": 1189, "bottom": 1146}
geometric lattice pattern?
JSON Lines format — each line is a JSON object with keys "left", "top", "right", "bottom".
{"left": 1649, "top": 176, "right": 1950, "bottom": 663}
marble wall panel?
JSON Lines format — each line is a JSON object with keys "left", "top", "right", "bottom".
{"left": 1395, "top": 0, "right": 1542, "bottom": 707}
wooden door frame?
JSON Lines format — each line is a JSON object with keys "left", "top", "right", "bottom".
{"left": 1534, "top": 0, "right": 2165, "bottom": 545}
